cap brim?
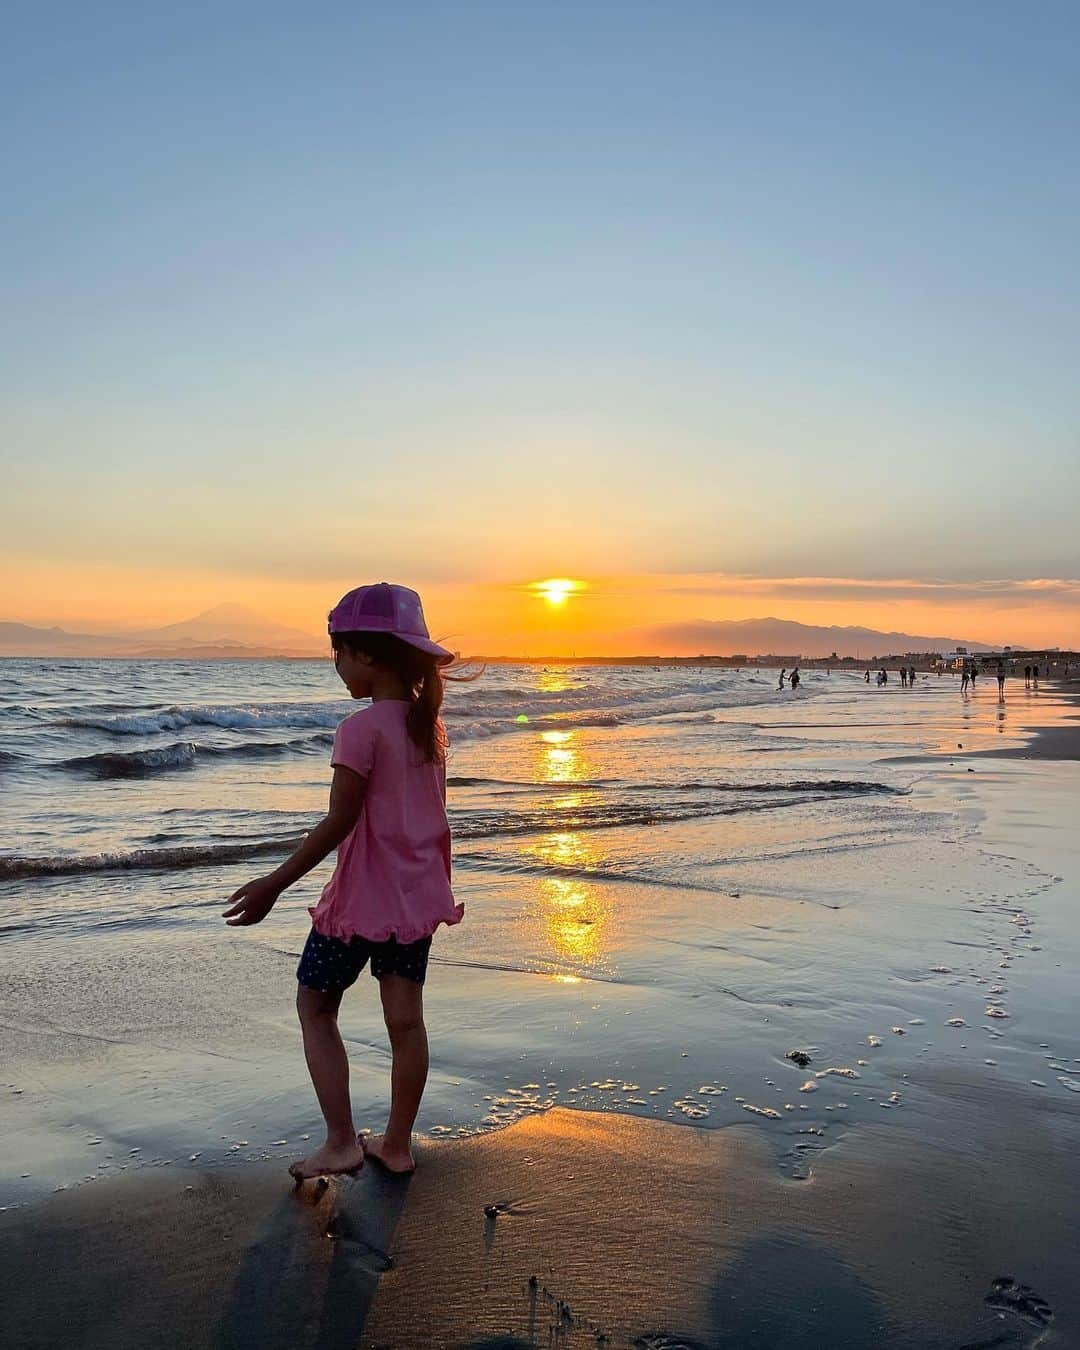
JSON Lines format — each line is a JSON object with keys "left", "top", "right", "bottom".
{"left": 396, "top": 633, "right": 456, "bottom": 666}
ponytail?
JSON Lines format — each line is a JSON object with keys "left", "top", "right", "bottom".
{"left": 406, "top": 661, "right": 447, "bottom": 764}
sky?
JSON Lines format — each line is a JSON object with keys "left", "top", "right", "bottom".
{"left": 3, "top": 2, "right": 1079, "bottom": 653}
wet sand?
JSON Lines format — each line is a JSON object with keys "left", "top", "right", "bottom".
{"left": 3, "top": 676, "right": 1079, "bottom": 1347}
{"left": 974, "top": 683, "right": 1080, "bottom": 761}
{"left": 3, "top": 1101, "right": 1075, "bottom": 1349}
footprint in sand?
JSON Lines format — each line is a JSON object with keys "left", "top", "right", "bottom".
{"left": 984, "top": 1276, "right": 1054, "bottom": 1334}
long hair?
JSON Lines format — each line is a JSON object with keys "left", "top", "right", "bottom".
{"left": 330, "top": 630, "right": 450, "bottom": 763}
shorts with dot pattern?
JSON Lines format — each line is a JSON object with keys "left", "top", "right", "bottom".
{"left": 296, "top": 928, "right": 433, "bottom": 991}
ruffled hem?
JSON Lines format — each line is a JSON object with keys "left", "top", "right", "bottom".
{"left": 307, "top": 901, "right": 464, "bottom": 946}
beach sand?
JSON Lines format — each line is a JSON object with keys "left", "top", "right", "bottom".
{"left": 3, "top": 1100, "right": 1076, "bottom": 1349}
{"left": 3, "top": 675, "right": 1079, "bottom": 1348}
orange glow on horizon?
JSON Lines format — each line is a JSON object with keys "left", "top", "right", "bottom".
{"left": 4, "top": 558, "right": 1079, "bottom": 654}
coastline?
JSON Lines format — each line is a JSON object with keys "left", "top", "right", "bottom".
{"left": 2, "top": 675, "right": 1079, "bottom": 1348}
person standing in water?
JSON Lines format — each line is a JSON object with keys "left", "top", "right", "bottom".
{"left": 996, "top": 660, "right": 1006, "bottom": 700}
{"left": 223, "top": 583, "right": 463, "bottom": 1180}
{"left": 865, "top": 669, "right": 871, "bottom": 683}
{"left": 790, "top": 667, "right": 801, "bottom": 691}
{"left": 778, "top": 668, "right": 787, "bottom": 690}
{"left": 961, "top": 663, "right": 970, "bottom": 695}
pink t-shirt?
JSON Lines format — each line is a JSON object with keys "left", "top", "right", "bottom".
{"left": 308, "top": 700, "right": 463, "bottom": 944}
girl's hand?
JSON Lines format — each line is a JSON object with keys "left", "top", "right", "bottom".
{"left": 223, "top": 876, "right": 282, "bottom": 926}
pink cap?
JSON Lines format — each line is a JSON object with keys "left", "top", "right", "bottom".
{"left": 328, "top": 582, "right": 454, "bottom": 666}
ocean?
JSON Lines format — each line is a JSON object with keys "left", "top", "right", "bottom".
{"left": 0, "top": 660, "right": 896, "bottom": 879}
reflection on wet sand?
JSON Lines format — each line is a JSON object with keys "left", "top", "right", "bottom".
{"left": 521, "top": 726, "right": 615, "bottom": 978}
{"left": 525, "top": 832, "right": 616, "bottom": 979}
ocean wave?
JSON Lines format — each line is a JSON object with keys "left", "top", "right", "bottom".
{"left": 447, "top": 691, "right": 796, "bottom": 738}
{"left": 452, "top": 850, "right": 734, "bottom": 896}
{"left": 0, "top": 836, "right": 302, "bottom": 879}
{"left": 636, "top": 778, "right": 899, "bottom": 796}
{"left": 451, "top": 803, "right": 742, "bottom": 839}
{"left": 449, "top": 793, "right": 840, "bottom": 840}
{"left": 56, "top": 732, "right": 335, "bottom": 777}
{"left": 448, "top": 775, "right": 899, "bottom": 796}
{"left": 60, "top": 743, "right": 198, "bottom": 777}
{"left": 199, "top": 733, "right": 334, "bottom": 760}
{"left": 61, "top": 702, "right": 345, "bottom": 735}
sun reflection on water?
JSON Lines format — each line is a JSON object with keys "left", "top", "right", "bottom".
{"left": 517, "top": 727, "right": 615, "bottom": 979}
{"left": 534, "top": 728, "right": 592, "bottom": 784}
{"left": 522, "top": 826, "right": 614, "bottom": 979}
{"left": 536, "top": 669, "right": 578, "bottom": 695}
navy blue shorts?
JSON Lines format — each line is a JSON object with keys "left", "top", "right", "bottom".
{"left": 296, "top": 928, "right": 432, "bottom": 992}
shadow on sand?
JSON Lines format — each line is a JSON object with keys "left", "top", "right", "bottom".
{"left": 215, "top": 1166, "right": 410, "bottom": 1350}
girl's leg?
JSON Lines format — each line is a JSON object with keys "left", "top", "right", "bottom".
{"left": 365, "top": 975, "right": 428, "bottom": 1173}
{"left": 291, "top": 985, "right": 365, "bottom": 1178}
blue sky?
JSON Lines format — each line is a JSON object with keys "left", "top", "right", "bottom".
{"left": 3, "top": 2, "right": 1079, "bottom": 637}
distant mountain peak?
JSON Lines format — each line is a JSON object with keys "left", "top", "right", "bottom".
{"left": 631, "top": 616, "right": 999, "bottom": 658}
{"left": 187, "top": 602, "right": 267, "bottom": 620}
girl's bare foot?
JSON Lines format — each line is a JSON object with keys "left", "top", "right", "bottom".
{"left": 363, "top": 1134, "right": 415, "bottom": 1174}
{"left": 288, "top": 1137, "right": 365, "bottom": 1181}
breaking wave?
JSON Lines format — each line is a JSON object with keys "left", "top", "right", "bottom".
{"left": 57, "top": 733, "right": 335, "bottom": 777}
{"left": 61, "top": 703, "right": 345, "bottom": 736}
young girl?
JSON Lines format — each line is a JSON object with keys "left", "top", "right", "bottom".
{"left": 223, "top": 582, "right": 463, "bottom": 1180}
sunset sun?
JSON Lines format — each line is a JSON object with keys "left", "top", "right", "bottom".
{"left": 532, "top": 578, "right": 583, "bottom": 607}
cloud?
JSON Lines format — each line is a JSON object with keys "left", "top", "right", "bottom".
{"left": 655, "top": 576, "right": 1080, "bottom": 607}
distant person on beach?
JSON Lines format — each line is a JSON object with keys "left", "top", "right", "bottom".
{"left": 222, "top": 583, "right": 462, "bottom": 1181}
{"left": 900, "top": 667, "right": 908, "bottom": 688}
{"left": 1033, "top": 663, "right": 1040, "bottom": 685}
{"left": 778, "top": 668, "right": 787, "bottom": 690}
{"left": 997, "top": 660, "right": 1006, "bottom": 699}
{"left": 1024, "top": 665, "right": 1031, "bottom": 686}
{"left": 961, "top": 664, "right": 970, "bottom": 694}
{"left": 790, "top": 667, "right": 801, "bottom": 690}
{"left": 865, "top": 669, "right": 871, "bottom": 683}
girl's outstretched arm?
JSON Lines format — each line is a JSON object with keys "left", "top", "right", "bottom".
{"left": 222, "top": 765, "right": 367, "bottom": 926}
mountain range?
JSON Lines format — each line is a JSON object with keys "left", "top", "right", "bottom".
{"left": 0, "top": 605, "right": 325, "bottom": 659}
{"left": 628, "top": 616, "right": 997, "bottom": 659}
{"left": 0, "top": 606, "right": 998, "bottom": 659}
